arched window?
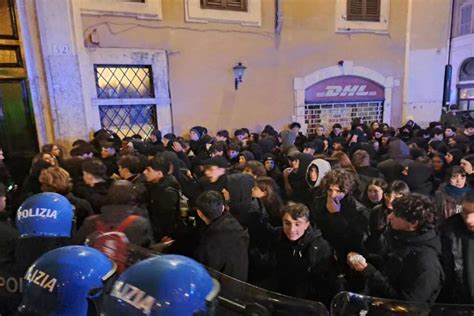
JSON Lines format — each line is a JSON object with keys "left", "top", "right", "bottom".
{"left": 459, "top": 57, "right": 474, "bottom": 81}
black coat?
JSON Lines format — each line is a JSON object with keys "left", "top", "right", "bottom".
{"left": 74, "top": 179, "right": 111, "bottom": 213}
{"left": 362, "top": 229, "right": 444, "bottom": 303}
{"left": 66, "top": 192, "right": 93, "bottom": 230}
{"left": 145, "top": 175, "right": 180, "bottom": 240}
{"left": 273, "top": 226, "right": 335, "bottom": 304}
{"left": 242, "top": 198, "right": 274, "bottom": 282}
{"left": 311, "top": 194, "right": 369, "bottom": 258}
{"left": 365, "top": 204, "right": 391, "bottom": 256}
{"left": 194, "top": 212, "right": 249, "bottom": 281}
{"left": 0, "top": 212, "right": 17, "bottom": 266}
{"left": 440, "top": 214, "right": 474, "bottom": 304}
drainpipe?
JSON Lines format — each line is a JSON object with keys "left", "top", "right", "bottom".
{"left": 275, "top": 0, "right": 283, "bottom": 34}
{"left": 442, "top": 0, "right": 455, "bottom": 109}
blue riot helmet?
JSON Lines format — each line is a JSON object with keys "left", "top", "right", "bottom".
{"left": 17, "top": 246, "right": 116, "bottom": 316}
{"left": 16, "top": 192, "right": 73, "bottom": 238}
{"left": 104, "top": 255, "right": 220, "bottom": 316}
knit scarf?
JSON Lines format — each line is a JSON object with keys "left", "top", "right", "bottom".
{"left": 445, "top": 184, "right": 470, "bottom": 198}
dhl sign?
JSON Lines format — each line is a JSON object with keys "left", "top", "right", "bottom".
{"left": 305, "top": 75, "right": 384, "bottom": 103}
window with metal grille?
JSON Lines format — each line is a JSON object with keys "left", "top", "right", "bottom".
{"left": 94, "top": 65, "right": 157, "bottom": 138}
{"left": 99, "top": 104, "right": 157, "bottom": 139}
{"left": 95, "top": 65, "right": 154, "bottom": 99}
{"left": 347, "top": 0, "right": 380, "bottom": 22}
{"left": 460, "top": 4, "right": 473, "bottom": 36}
{"left": 201, "top": 0, "right": 247, "bottom": 12}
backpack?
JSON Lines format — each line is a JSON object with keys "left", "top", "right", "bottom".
{"left": 89, "top": 215, "right": 140, "bottom": 273}
{"left": 94, "top": 215, "right": 140, "bottom": 233}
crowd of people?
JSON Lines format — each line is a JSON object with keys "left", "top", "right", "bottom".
{"left": 1, "top": 113, "right": 474, "bottom": 313}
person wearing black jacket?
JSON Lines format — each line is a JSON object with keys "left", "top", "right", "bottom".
{"left": 73, "top": 180, "right": 153, "bottom": 247}
{"left": 144, "top": 157, "right": 180, "bottom": 241}
{"left": 310, "top": 169, "right": 369, "bottom": 258}
{"left": 38, "top": 166, "right": 93, "bottom": 230}
{"left": 0, "top": 184, "right": 17, "bottom": 266}
{"left": 273, "top": 202, "right": 335, "bottom": 306}
{"left": 74, "top": 159, "right": 111, "bottom": 213}
{"left": 194, "top": 190, "right": 249, "bottom": 281}
{"left": 439, "top": 191, "right": 474, "bottom": 304}
{"left": 347, "top": 194, "right": 444, "bottom": 303}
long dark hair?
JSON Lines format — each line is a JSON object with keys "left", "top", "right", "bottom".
{"left": 255, "top": 176, "right": 283, "bottom": 219}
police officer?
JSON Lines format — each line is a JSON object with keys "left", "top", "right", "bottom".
{"left": 0, "top": 192, "right": 74, "bottom": 314}
{"left": 103, "top": 255, "right": 220, "bottom": 315}
{"left": 17, "top": 245, "right": 116, "bottom": 315}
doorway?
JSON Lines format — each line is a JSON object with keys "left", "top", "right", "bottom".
{"left": 0, "top": 0, "right": 39, "bottom": 184}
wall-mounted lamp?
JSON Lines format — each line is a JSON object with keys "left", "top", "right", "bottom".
{"left": 233, "top": 62, "right": 246, "bottom": 90}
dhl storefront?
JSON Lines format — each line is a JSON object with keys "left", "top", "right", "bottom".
{"left": 293, "top": 64, "right": 394, "bottom": 134}
{"left": 304, "top": 76, "right": 385, "bottom": 134}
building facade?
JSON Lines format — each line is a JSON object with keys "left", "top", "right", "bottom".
{"left": 4, "top": 0, "right": 452, "bottom": 150}
{"left": 450, "top": 0, "right": 474, "bottom": 112}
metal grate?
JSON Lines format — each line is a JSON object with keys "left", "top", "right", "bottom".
{"left": 95, "top": 65, "right": 154, "bottom": 99}
{"left": 305, "top": 102, "right": 383, "bottom": 134}
{"left": 99, "top": 104, "right": 157, "bottom": 139}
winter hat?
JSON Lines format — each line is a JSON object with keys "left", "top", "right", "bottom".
{"left": 279, "top": 130, "right": 297, "bottom": 145}
{"left": 239, "top": 150, "right": 255, "bottom": 162}
{"left": 263, "top": 153, "right": 276, "bottom": 162}
{"left": 190, "top": 126, "right": 206, "bottom": 139}
{"left": 388, "top": 139, "right": 410, "bottom": 160}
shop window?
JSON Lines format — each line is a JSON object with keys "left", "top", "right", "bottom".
{"left": 94, "top": 64, "right": 157, "bottom": 138}
{"left": 460, "top": 4, "right": 473, "bottom": 35}
{"left": 347, "top": 0, "right": 381, "bottom": 22}
{"left": 201, "top": 0, "right": 247, "bottom": 12}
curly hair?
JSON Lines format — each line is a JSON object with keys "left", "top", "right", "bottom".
{"left": 39, "top": 167, "right": 72, "bottom": 195}
{"left": 392, "top": 193, "right": 437, "bottom": 233}
{"left": 322, "top": 169, "right": 356, "bottom": 194}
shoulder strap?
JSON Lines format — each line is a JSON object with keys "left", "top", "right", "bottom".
{"left": 115, "top": 215, "right": 140, "bottom": 232}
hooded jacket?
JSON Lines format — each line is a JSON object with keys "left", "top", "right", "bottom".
{"left": 288, "top": 153, "right": 314, "bottom": 203}
{"left": 440, "top": 214, "right": 474, "bottom": 304}
{"left": 306, "top": 159, "right": 332, "bottom": 189}
{"left": 273, "top": 226, "right": 335, "bottom": 304}
{"left": 362, "top": 229, "right": 444, "bottom": 303}
{"left": 377, "top": 139, "right": 412, "bottom": 183}
{"left": 306, "top": 159, "right": 331, "bottom": 203}
{"left": 194, "top": 212, "right": 249, "bottom": 281}
{"left": 279, "top": 130, "right": 299, "bottom": 156}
